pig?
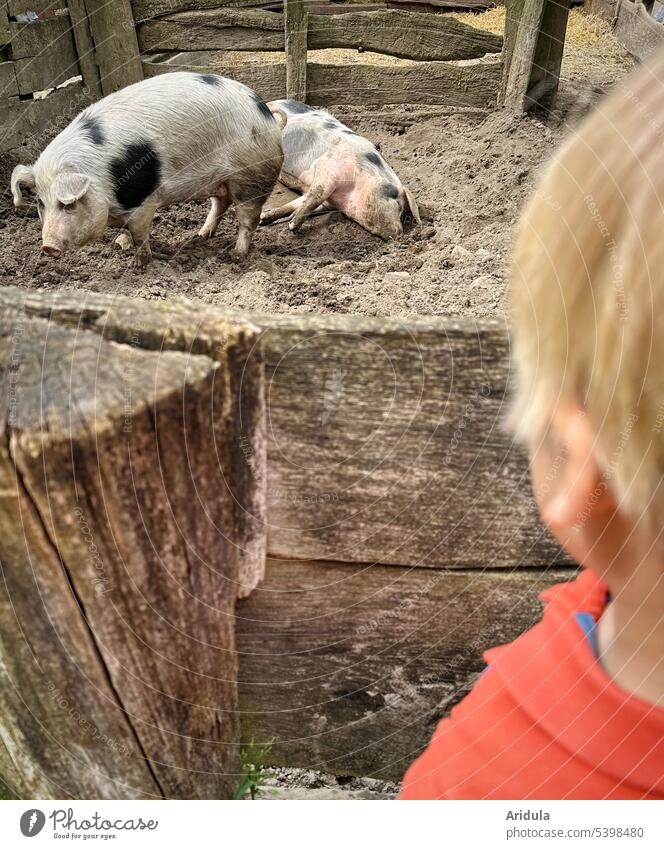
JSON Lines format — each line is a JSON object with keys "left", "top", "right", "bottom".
{"left": 261, "top": 100, "right": 420, "bottom": 239}
{"left": 10, "top": 72, "right": 284, "bottom": 266}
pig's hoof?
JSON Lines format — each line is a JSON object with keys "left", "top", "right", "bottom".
{"left": 134, "top": 248, "right": 152, "bottom": 269}
{"left": 114, "top": 232, "right": 133, "bottom": 252}
{"left": 229, "top": 248, "right": 249, "bottom": 263}
{"left": 197, "top": 226, "right": 214, "bottom": 240}
{"left": 288, "top": 219, "right": 302, "bottom": 233}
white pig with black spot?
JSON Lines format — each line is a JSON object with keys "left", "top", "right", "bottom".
{"left": 11, "top": 72, "right": 284, "bottom": 266}
{"left": 261, "top": 100, "right": 421, "bottom": 239}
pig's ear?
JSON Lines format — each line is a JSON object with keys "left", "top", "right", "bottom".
{"left": 53, "top": 172, "right": 90, "bottom": 204}
{"left": 270, "top": 107, "right": 288, "bottom": 129}
{"left": 403, "top": 187, "right": 422, "bottom": 226}
{"left": 11, "top": 165, "right": 36, "bottom": 208}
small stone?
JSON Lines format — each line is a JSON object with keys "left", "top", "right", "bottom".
{"left": 472, "top": 274, "right": 500, "bottom": 289}
{"left": 450, "top": 244, "right": 473, "bottom": 262}
{"left": 475, "top": 248, "right": 494, "bottom": 262}
{"left": 383, "top": 271, "right": 411, "bottom": 284}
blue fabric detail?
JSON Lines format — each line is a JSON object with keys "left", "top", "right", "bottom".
{"left": 576, "top": 612, "right": 598, "bottom": 657}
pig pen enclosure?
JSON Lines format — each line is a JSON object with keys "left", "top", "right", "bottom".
{"left": 0, "top": 0, "right": 642, "bottom": 799}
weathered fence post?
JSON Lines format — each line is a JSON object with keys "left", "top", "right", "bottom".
{"left": 500, "top": 0, "right": 571, "bottom": 112}
{"left": 67, "top": 0, "right": 104, "bottom": 100}
{"left": 0, "top": 288, "right": 266, "bottom": 799}
{"left": 285, "top": 0, "right": 307, "bottom": 101}
{"left": 81, "top": 0, "right": 143, "bottom": 94}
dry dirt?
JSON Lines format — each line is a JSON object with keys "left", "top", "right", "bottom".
{"left": 0, "top": 11, "right": 633, "bottom": 319}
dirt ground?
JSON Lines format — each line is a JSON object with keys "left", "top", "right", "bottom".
{"left": 0, "top": 11, "right": 633, "bottom": 318}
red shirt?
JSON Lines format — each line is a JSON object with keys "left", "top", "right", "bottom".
{"left": 399, "top": 570, "right": 664, "bottom": 799}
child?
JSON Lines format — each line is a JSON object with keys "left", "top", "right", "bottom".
{"left": 400, "top": 53, "right": 664, "bottom": 799}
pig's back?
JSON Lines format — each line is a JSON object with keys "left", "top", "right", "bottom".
{"left": 87, "top": 73, "right": 280, "bottom": 161}
{"left": 268, "top": 100, "right": 399, "bottom": 187}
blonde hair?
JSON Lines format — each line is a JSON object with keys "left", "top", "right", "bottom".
{"left": 510, "top": 49, "right": 664, "bottom": 524}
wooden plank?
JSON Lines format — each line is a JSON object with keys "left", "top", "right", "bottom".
{"left": 613, "top": 0, "right": 664, "bottom": 60}
{"left": 139, "top": 8, "right": 503, "bottom": 60}
{"left": 144, "top": 55, "right": 501, "bottom": 107}
{"left": 0, "top": 80, "right": 89, "bottom": 152}
{"left": 132, "top": 0, "right": 279, "bottom": 19}
{"left": 83, "top": 0, "right": 143, "bottom": 95}
{"left": 250, "top": 313, "right": 566, "bottom": 570}
{"left": 7, "top": 1, "right": 64, "bottom": 13}
{"left": 285, "top": 0, "right": 307, "bottom": 100}
{"left": 0, "top": 6, "right": 10, "bottom": 48}
{"left": 237, "top": 558, "right": 573, "bottom": 779}
{"left": 527, "top": 0, "right": 570, "bottom": 111}
{"left": 8, "top": 14, "right": 72, "bottom": 59}
{"left": 13, "top": 26, "right": 78, "bottom": 94}
{"left": 500, "top": 0, "right": 545, "bottom": 111}
{"left": 0, "top": 60, "right": 19, "bottom": 97}
{"left": 137, "top": 8, "right": 285, "bottom": 52}
{"left": 67, "top": 0, "right": 102, "bottom": 99}
{"left": 307, "top": 10, "right": 503, "bottom": 60}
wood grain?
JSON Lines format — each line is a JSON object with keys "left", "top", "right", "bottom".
{"left": 144, "top": 55, "right": 501, "bottom": 107}
{"left": 285, "top": 0, "right": 307, "bottom": 101}
{"left": 613, "top": 0, "right": 664, "bottom": 61}
{"left": 0, "top": 286, "right": 267, "bottom": 598}
{"left": 1, "top": 80, "right": 90, "bottom": 153}
{"left": 236, "top": 557, "right": 573, "bottom": 780}
{"left": 138, "top": 8, "right": 502, "bottom": 61}
{"left": 0, "top": 287, "right": 268, "bottom": 798}
{"left": 82, "top": 0, "right": 143, "bottom": 95}
{"left": 252, "top": 313, "right": 568, "bottom": 570}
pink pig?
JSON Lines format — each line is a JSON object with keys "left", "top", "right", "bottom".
{"left": 261, "top": 100, "right": 421, "bottom": 239}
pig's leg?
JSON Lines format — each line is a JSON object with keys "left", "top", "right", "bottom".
{"left": 288, "top": 158, "right": 338, "bottom": 232}
{"left": 232, "top": 197, "right": 264, "bottom": 259}
{"left": 114, "top": 230, "right": 133, "bottom": 251}
{"left": 126, "top": 201, "right": 157, "bottom": 268}
{"left": 199, "top": 190, "right": 231, "bottom": 239}
{"left": 289, "top": 184, "right": 335, "bottom": 232}
{"left": 260, "top": 195, "right": 307, "bottom": 225}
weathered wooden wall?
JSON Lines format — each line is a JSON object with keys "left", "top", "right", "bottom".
{"left": 0, "top": 288, "right": 574, "bottom": 794}
{"left": 252, "top": 313, "right": 568, "bottom": 571}
{"left": 1, "top": 0, "right": 142, "bottom": 153}
{"left": 236, "top": 558, "right": 572, "bottom": 780}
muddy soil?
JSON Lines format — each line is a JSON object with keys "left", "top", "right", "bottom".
{"left": 0, "top": 11, "right": 633, "bottom": 319}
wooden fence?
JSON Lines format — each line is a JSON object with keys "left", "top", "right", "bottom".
{"left": 1, "top": 0, "right": 575, "bottom": 153}
{"left": 1, "top": 0, "right": 142, "bottom": 152}
{"left": 0, "top": 286, "right": 573, "bottom": 797}
{"left": 136, "top": 0, "right": 505, "bottom": 107}
{"left": 591, "top": 0, "right": 664, "bottom": 60}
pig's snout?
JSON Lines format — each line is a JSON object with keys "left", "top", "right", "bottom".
{"left": 42, "top": 244, "right": 62, "bottom": 258}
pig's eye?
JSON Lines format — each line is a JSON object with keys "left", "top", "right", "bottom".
{"left": 58, "top": 200, "right": 77, "bottom": 212}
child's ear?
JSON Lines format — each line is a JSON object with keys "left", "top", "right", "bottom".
{"left": 534, "top": 405, "right": 615, "bottom": 537}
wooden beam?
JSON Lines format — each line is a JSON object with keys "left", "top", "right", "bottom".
{"left": 613, "top": 0, "right": 664, "bottom": 61}
{"left": 67, "top": 0, "right": 103, "bottom": 99}
{"left": 0, "top": 287, "right": 268, "bottom": 799}
{"left": 237, "top": 558, "right": 574, "bottom": 780}
{"left": 0, "top": 80, "right": 89, "bottom": 153}
{"left": 138, "top": 8, "right": 503, "bottom": 61}
{"left": 307, "top": 9, "right": 503, "bottom": 61}
{"left": 285, "top": 0, "right": 307, "bottom": 101}
{"left": 83, "top": 0, "right": 143, "bottom": 95}
{"left": 143, "top": 54, "right": 501, "bottom": 108}
{"left": 500, "top": 0, "right": 570, "bottom": 112}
